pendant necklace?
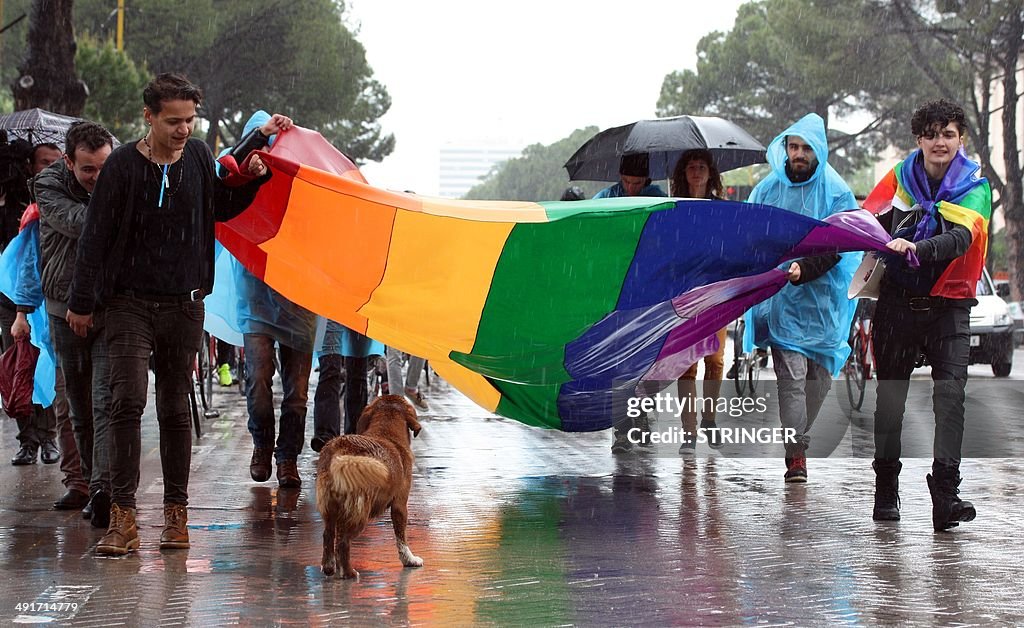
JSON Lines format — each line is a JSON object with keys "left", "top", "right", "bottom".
{"left": 142, "top": 135, "right": 183, "bottom": 208}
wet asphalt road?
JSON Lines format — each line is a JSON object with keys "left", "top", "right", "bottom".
{"left": 1, "top": 350, "right": 1023, "bottom": 626}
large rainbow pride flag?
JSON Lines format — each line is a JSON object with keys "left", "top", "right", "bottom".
{"left": 216, "top": 128, "right": 894, "bottom": 431}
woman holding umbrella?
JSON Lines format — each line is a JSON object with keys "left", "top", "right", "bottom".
{"left": 670, "top": 149, "right": 726, "bottom": 454}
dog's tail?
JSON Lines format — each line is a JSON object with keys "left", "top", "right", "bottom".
{"left": 317, "top": 456, "right": 390, "bottom": 532}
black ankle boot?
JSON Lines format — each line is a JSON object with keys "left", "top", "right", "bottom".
{"left": 926, "top": 467, "right": 976, "bottom": 532}
{"left": 872, "top": 459, "right": 901, "bottom": 521}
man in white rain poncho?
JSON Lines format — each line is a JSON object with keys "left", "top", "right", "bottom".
{"left": 745, "top": 113, "right": 861, "bottom": 483}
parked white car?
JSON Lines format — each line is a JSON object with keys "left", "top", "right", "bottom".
{"left": 971, "top": 268, "right": 1014, "bottom": 376}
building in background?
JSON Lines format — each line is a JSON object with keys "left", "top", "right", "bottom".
{"left": 438, "top": 142, "right": 522, "bottom": 198}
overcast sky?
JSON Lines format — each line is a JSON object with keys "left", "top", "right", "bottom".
{"left": 349, "top": 0, "right": 747, "bottom": 195}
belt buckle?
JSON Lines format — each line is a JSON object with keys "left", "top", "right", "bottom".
{"left": 908, "top": 297, "right": 931, "bottom": 311}
{"left": 189, "top": 289, "right": 203, "bottom": 302}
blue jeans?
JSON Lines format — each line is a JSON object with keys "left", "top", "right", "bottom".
{"left": 386, "top": 347, "right": 426, "bottom": 394}
{"left": 244, "top": 334, "right": 312, "bottom": 462}
{"left": 106, "top": 295, "right": 204, "bottom": 509}
{"left": 50, "top": 313, "right": 111, "bottom": 496}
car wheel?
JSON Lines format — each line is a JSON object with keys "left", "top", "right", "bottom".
{"left": 993, "top": 361, "right": 1012, "bottom": 377}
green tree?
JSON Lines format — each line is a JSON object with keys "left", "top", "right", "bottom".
{"left": 885, "top": 0, "right": 1024, "bottom": 300}
{"left": 75, "top": 34, "right": 151, "bottom": 141}
{"left": 656, "top": 0, "right": 969, "bottom": 173}
{"left": 463, "top": 128, "right": 603, "bottom": 202}
{"left": 73, "top": 0, "right": 393, "bottom": 163}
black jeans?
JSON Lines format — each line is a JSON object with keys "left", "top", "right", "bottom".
{"left": 50, "top": 312, "right": 111, "bottom": 496}
{"left": 312, "top": 355, "right": 369, "bottom": 438}
{"left": 872, "top": 296, "right": 971, "bottom": 468}
{"left": 105, "top": 295, "right": 204, "bottom": 509}
{"left": 343, "top": 356, "right": 368, "bottom": 435}
{"left": 313, "top": 353, "right": 343, "bottom": 441}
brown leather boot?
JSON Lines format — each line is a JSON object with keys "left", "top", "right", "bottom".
{"left": 96, "top": 503, "right": 139, "bottom": 555}
{"left": 159, "top": 503, "right": 190, "bottom": 550}
{"left": 277, "top": 460, "right": 301, "bottom": 488}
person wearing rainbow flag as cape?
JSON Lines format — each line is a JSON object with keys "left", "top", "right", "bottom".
{"left": 864, "top": 99, "right": 991, "bottom": 532}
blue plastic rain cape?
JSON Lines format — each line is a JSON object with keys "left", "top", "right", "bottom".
{"left": 318, "top": 319, "right": 384, "bottom": 359}
{"left": 0, "top": 216, "right": 57, "bottom": 406}
{"left": 204, "top": 110, "right": 318, "bottom": 352}
{"left": 744, "top": 113, "right": 861, "bottom": 375}
{"left": 206, "top": 110, "right": 379, "bottom": 356}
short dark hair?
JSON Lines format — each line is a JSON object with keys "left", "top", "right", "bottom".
{"left": 619, "top": 153, "right": 650, "bottom": 177}
{"left": 911, "top": 99, "right": 968, "bottom": 138}
{"left": 143, "top": 72, "right": 203, "bottom": 114}
{"left": 31, "top": 142, "right": 60, "bottom": 160}
{"left": 65, "top": 121, "right": 113, "bottom": 160}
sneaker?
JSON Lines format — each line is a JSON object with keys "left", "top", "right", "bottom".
{"left": 96, "top": 503, "right": 139, "bottom": 555}
{"left": 160, "top": 503, "right": 190, "bottom": 550}
{"left": 701, "top": 420, "right": 723, "bottom": 449}
{"left": 610, "top": 433, "right": 633, "bottom": 454}
{"left": 277, "top": 460, "right": 301, "bottom": 488}
{"left": 404, "top": 388, "right": 429, "bottom": 411}
{"left": 250, "top": 447, "right": 272, "bottom": 482}
{"left": 217, "top": 363, "right": 234, "bottom": 387}
{"left": 784, "top": 455, "right": 807, "bottom": 483}
{"left": 678, "top": 440, "right": 696, "bottom": 456}
{"left": 91, "top": 491, "right": 111, "bottom": 529}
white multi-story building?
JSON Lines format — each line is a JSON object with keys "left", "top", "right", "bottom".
{"left": 438, "top": 143, "right": 523, "bottom": 198}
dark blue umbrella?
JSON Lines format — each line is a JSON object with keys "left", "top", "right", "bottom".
{"left": 564, "top": 115, "right": 766, "bottom": 182}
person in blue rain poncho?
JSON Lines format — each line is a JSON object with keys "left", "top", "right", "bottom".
{"left": 211, "top": 110, "right": 316, "bottom": 490}
{"left": 745, "top": 113, "right": 861, "bottom": 483}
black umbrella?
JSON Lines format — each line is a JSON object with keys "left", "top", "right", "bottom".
{"left": 0, "top": 108, "right": 83, "bottom": 149}
{"left": 564, "top": 115, "right": 767, "bottom": 182}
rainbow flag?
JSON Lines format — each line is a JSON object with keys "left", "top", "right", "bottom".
{"left": 863, "top": 150, "right": 991, "bottom": 299}
{"left": 217, "top": 128, "right": 892, "bottom": 431}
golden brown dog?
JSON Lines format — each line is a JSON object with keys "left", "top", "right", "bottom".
{"left": 316, "top": 394, "right": 423, "bottom": 578}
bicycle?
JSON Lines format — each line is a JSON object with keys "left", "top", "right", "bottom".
{"left": 189, "top": 338, "right": 221, "bottom": 439}
{"left": 730, "top": 318, "right": 766, "bottom": 398}
{"left": 844, "top": 299, "right": 876, "bottom": 411}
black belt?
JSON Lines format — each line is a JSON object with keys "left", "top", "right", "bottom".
{"left": 888, "top": 294, "right": 959, "bottom": 311}
{"left": 118, "top": 289, "right": 205, "bottom": 304}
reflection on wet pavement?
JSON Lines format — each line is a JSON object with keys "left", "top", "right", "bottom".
{"left": 2, "top": 372, "right": 1023, "bottom": 625}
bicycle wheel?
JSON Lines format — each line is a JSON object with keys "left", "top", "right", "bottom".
{"left": 747, "top": 356, "right": 760, "bottom": 397}
{"left": 732, "top": 320, "right": 747, "bottom": 396}
{"left": 189, "top": 387, "right": 202, "bottom": 439}
{"left": 236, "top": 349, "right": 247, "bottom": 396}
{"left": 200, "top": 335, "right": 214, "bottom": 404}
{"left": 845, "top": 335, "right": 866, "bottom": 411}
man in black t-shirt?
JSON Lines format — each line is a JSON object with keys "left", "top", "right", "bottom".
{"left": 67, "top": 73, "right": 292, "bottom": 556}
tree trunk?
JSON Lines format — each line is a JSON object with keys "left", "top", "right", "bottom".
{"left": 11, "top": 0, "right": 87, "bottom": 115}
{"left": 999, "top": 9, "right": 1024, "bottom": 302}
